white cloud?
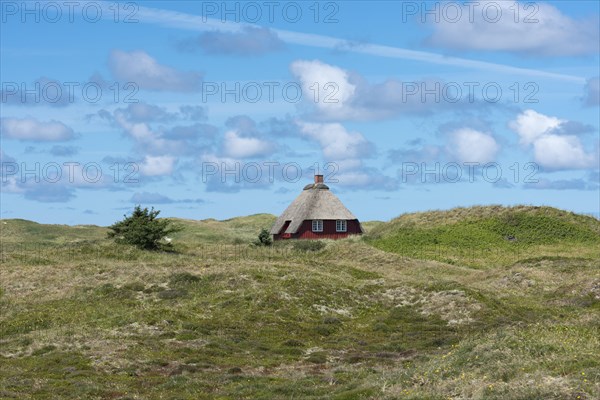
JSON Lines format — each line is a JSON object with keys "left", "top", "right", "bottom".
{"left": 109, "top": 50, "right": 202, "bottom": 92}
{"left": 446, "top": 128, "right": 499, "bottom": 164}
{"left": 297, "top": 121, "right": 373, "bottom": 161}
{"left": 139, "top": 155, "right": 176, "bottom": 176}
{"left": 509, "top": 110, "right": 597, "bottom": 170}
{"left": 509, "top": 109, "right": 564, "bottom": 146}
{"left": 111, "top": 109, "right": 209, "bottom": 156}
{"left": 425, "top": 1, "right": 599, "bottom": 56}
{"left": 222, "top": 130, "right": 274, "bottom": 158}
{"left": 532, "top": 135, "right": 596, "bottom": 170}
{"left": 1, "top": 155, "right": 123, "bottom": 203}
{"left": 289, "top": 60, "right": 471, "bottom": 121}
{"left": 290, "top": 60, "right": 357, "bottom": 119}
{"left": 293, "top": 121, "right": 397, "bottom": 190}
{"left": 0, "top": 117, "right": 76, "bottom": 141}
{"left": 199, "top": 153, "right": 272, "bottom": 192}
{"left": 113, "top": 111, "right": 163, "bottom": 152}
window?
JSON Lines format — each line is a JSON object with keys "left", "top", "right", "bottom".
{"left": 336, "top": 220, "right": 347, "bottom": 232}
{"left": 312, "top": 220, "right": 323, "bottom": 232}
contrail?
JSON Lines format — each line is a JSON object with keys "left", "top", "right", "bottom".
{"left": 122, "top": 4, "right": 586, "bottom": 84}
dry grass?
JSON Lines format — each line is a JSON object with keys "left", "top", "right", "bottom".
{"left": 1, "top": 208, "right": 599, "bottom": 399}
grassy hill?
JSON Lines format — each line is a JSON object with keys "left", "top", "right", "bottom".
{"left": 367, "top": 205, "right": 600, "bottom": 268}
{"left": 0, "top": 206, "right": 598, "bottom": 399}
{"left": 169, "top": 214, "right": 277, "bottom": 245}
{"left": 0, "top": 219, "right": 107, "bottom": 245}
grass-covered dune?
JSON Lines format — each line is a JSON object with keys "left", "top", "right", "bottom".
{"left": 0, "top": 206, "right": 598, "bottom": 399}
{"left": 367, "top": 205, "right": 600, "bottom": 268}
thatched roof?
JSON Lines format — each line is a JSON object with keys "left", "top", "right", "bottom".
{"left": 270, "top": 183, "right": 359, "bottom": 235}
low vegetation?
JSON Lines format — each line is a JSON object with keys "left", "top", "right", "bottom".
{"left": 367, "top": 205, "right": 600, "bottom": 268}
{"left": 108, "top": 206, "right": 182, "bottom": 251}
{"left": 254, "top": 228, "right": 273, "bottom": 247}
{"left": 0, "top": 205, "right": 598, "bottom": 399}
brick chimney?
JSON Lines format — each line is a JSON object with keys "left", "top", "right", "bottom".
{"left": 314, "top": 174, "right": 324, "bottom": 184}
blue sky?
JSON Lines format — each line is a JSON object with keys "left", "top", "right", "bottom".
{"left": 1, "top": 0, "right": 599, "bottom": 225}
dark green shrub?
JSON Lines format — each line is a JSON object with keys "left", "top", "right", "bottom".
{"left": 254, "top": 228, "right": 273, "bottom": 246}
{"left": 108, "top": 205, "right": 182, "bottom": 251}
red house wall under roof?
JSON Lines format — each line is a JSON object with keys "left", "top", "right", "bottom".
{"left": 274, "top": 219, "right": 362, "bottom": 240}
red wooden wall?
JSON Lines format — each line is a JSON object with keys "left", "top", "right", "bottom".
{"left": 274, "top": 219, "right": 362, "bottom": 240}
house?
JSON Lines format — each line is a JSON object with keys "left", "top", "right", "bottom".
{"left": 270, "top": 175, "right": 363, "bottom": 240}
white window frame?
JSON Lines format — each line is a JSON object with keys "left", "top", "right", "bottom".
{"left": 312, "top": 220, "right": 323, "bottom": 232}
{"left": 336, "top": 220, "right": 347, "bottom": 232}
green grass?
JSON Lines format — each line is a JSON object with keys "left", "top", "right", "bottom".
{"left": 0, "top": 206, "right": 599, "bottom": 399}
{"left": 169, "top": 213, "right": 277, "bottom": 245}
{"left": 367, "top": 205, "right": 600, "bottom": 268}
